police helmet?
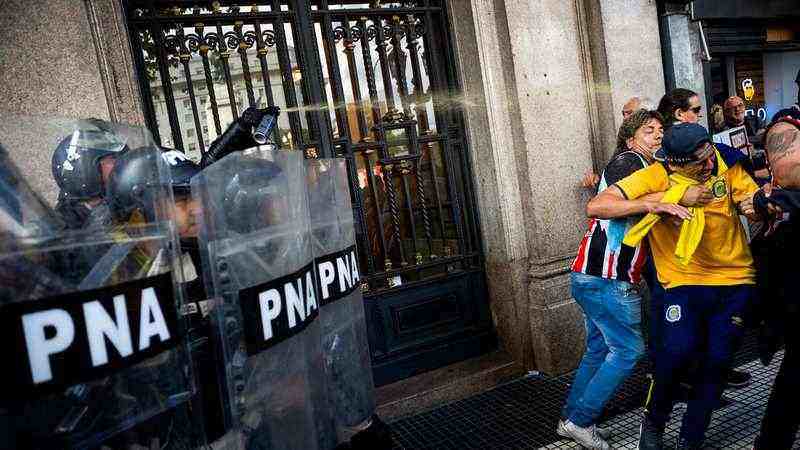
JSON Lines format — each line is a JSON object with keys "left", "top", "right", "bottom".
{"left": 223, "top": 158, "right": 285, "bottom": 234}
{"left": 51, "top": 119, "right": 128, "bottom": 201}
{"left": 160, "top": 147, "right": 201, "bottom": 197}
{"left": 106, "top": 147, "right": 201, "bottom": 222}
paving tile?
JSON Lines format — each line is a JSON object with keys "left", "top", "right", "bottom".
{"left": 389, "top": 331, "right": 795, "bottom": 450}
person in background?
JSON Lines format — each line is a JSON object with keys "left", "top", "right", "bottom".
{"left": 722, "top": 96, "right": 761, "bottom": 137}
{"left": 580, "top": 97, "right": 646, "bottom": 190}
{"left": 622, "top": 97, "right": 642, "bottom": 120}
{"left": 657, "top": 88, "right": 703, "bottom": 130}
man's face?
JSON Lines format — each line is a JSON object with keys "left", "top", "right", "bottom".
{"left": 724, "top": 97, "right": 746, "bottom": 126}
{"left": 766, "top": 122, "right": 800, "bottom": 188}
{"left": 98, "top": 154, "right": 117, "bottom": 184}
{"left": 672, "top": 143, "right": 716, "bottom": 182}
{"left": 676, "top": 95, "right": 703, "bottom": 124}
{"left": 622, "top": 98, "right": 641, "bottom": 119}
{"left": 172, "top": 195, "right": 203, "bottom": 238}
{"left": 629, "top": 118, "right": 663, "bottom": 157}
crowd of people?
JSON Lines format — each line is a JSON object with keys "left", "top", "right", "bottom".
{"left": 559, "top": 87, "right": 800, "bottom": 450}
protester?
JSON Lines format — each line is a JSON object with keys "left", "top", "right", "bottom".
{"left": 558, "top": 110, "right": 690, "bottom": 450}
{"left": 750, "top": 109, "right": 800, "bottom": 449}
{"left": 658, "top": 90, "right": 754, "bottom": 387}
{"left": 657, "top": 88, "right": 703, "bottom": 129}
{"left": 588, "top": 122, "right": 762, "bottom": 449}
{"left": 722, "top": 96, "right": 762, "bottom": 140}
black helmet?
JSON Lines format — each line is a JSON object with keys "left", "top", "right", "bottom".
{"left": 51, "top": 119, "right": 127, "bottom": 201}
{"left": 106, "top": 148, "right": 202, "bottom": 222}
{"left": 223, "top": 158, "right": 285, "bottom": 234}
{"left": 159, "top": 147, "right": 200, "bottom": 197}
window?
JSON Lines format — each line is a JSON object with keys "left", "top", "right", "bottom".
{"left": 183, "top": 99, "right": 191, "bottom": 108}
{"left": 187, "top": 129, "right": 195, "bottom": 137}
{"left": 202, "top": 126, "right": 209, "bottom": 135}
{"left": 184, "top": 113, "right": 193, "bottom": 123}
{"left": 188, "top": 143, "right": 197, "bottom": 152}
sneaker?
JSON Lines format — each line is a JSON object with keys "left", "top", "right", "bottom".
{"left": 560, "top": 419, "right": 611, "bottom": 450}
{"left": 557, "top": 419, "right": 612, "bottom": 440}
{"left": 726, "top": 369, "right": 752, "bottom": 388}
{"left": 637, "top": 417, "right": 664, "bottom": 450}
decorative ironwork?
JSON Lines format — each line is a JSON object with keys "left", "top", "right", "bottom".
{"left": 127, "top": 0, "right": 482, "bottom": 295}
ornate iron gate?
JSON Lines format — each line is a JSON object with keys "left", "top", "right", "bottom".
{"left": 126, "top": 0, "right": 495, "bottom": 385}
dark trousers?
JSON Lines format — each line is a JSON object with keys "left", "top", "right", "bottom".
{"left": 645, "top": 284, "right": 752, "bottom": 445}
{"left": 756, "top": 319, "right": 800, "bottom": 449}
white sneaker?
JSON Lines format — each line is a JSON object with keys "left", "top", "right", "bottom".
{"left": 557, "top": 419, "right": 612, "bottom": 440}
{"left": 559, "top": 419, "right": 611, "bottom": 450}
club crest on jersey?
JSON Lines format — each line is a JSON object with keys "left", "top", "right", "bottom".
{"left": 666, "top": 304, "right": 682, "bottom": 323}
{"left": 712, "top": 179, "right": 727, "bottom": 198}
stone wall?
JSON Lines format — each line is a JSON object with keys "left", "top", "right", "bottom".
{"left": 450, "top": 0, "right": 666, "bottom": 375}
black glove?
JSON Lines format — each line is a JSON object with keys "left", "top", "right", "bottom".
{"left": 200, "top": 106, "right": 279, "bottom": 168}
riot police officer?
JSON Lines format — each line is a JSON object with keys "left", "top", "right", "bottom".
{"left": 2, "top": 118, "right": 194, "bottom": 449}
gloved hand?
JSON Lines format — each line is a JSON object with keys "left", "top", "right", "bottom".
{"left": 240, "top": 106, "right": 279, "bottom": 128}
{"left": 200, "top": 106, "right": 280, "bottom": 168}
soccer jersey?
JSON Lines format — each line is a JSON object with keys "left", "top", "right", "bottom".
{"left": 571, "top": 151, "right": 649, "bottom": 283}
{"left": 615, "top": 156, "right": 758, "bottom": 288}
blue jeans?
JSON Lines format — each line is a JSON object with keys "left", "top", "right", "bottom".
{"left": 563, "top": 272, "right": 646, "bottom": 427}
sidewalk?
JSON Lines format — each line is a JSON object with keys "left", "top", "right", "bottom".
{"left": 389, "top": 332, "right": 792, "bottom": 449}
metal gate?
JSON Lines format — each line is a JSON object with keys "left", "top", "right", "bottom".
{"left": 126, "top": 0, "right": 495, "bottom": 385}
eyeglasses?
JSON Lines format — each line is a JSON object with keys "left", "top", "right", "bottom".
{"left": 690, "top": 106, "right": 702, "bottom": 114}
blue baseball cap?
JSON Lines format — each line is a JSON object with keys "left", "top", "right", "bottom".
{"left": 654, "top": 123, "right": 713, "bottom": 164}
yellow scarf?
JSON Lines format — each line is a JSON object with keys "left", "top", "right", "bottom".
{"left": 623, "top": 149, "right": 729, "bottom": 265}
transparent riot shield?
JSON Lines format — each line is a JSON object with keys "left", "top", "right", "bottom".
{"left": 193, "top": 149, "right": 335, "bottom": 450}
{"left": 0, "top": 116, "right": 198, "bottom": 449}
{"left": 306, "top": 159, "right": 390, "bottom": 448}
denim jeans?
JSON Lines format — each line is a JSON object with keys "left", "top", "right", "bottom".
{"left": 562, "top": 272, "right": 646, "bottom": 427}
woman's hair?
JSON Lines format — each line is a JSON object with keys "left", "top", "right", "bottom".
{"left": 657, "top": 88, "right": 697, "bottom": 126}
{"left": 615, "top": 109, "right": 663, "bottom": 154}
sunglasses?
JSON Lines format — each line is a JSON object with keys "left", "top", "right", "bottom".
{"left": 689, "top": 106, "right": 702, "bottom": 114}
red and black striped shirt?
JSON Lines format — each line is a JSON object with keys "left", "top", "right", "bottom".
{"left": 571, "top": 151, "right": 649, "bottom": 284}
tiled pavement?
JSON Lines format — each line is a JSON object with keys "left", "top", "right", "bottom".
{"left": 389, "top": 333, "right": 793, "bottom": 449}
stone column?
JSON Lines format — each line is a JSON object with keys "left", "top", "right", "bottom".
{"left": 450, "top": 0, "right": 667, "bottom": 375}
{"left": 451, "top": 0, "right": 597, "bottom": 374}
{"left": 84, "top": 0, "right": 147, "bottom": 125}
{"left": 448, "top": 0, "right": 534, "bottom": 368}
{"left": 661, "top": 10, "right": 709, "bottom": 129}
{"left": 584, "top": 0, "right": 666, "bottom": 161}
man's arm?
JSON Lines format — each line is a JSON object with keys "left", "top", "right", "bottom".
{"left": 587, "top": 185, "right": 691, "bottom": 220}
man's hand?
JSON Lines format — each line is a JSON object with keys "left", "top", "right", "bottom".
{"left": 738, "top": 192, "right": 759, "bottom": 221}
{"left": 645, "top": 202, "right": 692, "bottom": 220}
{"left": 761, "top": 183, "right": 784, "bottom": 219}
{"left": 679, "top": 185, "right": 713, "bottom": 207}
{"left": 580, "top": 169, "right": 600, "bottom": 190}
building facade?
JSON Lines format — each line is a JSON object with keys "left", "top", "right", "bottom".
{"left": 2, "top": 0, "right": 677, "bottom": 416}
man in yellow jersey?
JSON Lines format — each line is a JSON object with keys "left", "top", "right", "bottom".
{"left": 586, "top": 123, "right": 761, "bottom": 450}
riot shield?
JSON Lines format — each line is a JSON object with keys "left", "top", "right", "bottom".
{"left": 193, "top": 149, "right": 335, "bottom": 450}
{"left": 0, "top": 116, "right": 198, "bottom": 449}
{"left": 306, "top": 159, "right": 390, "bottom": 448}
